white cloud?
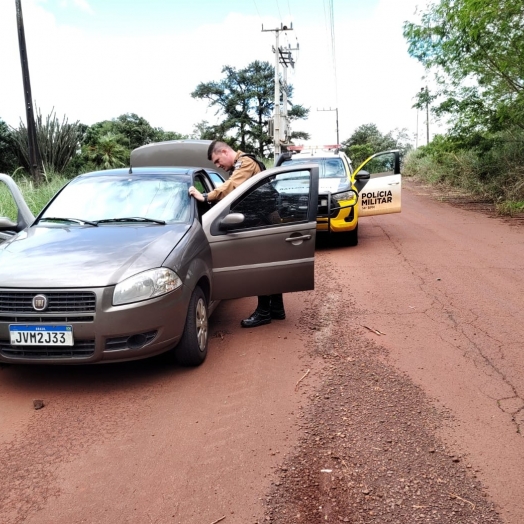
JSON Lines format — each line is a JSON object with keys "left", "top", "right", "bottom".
{"left": 0, "top": 0, "right": 436, "bottom": 146}
{"left": 59, "top": 0, "right": 94, "bottom": 15}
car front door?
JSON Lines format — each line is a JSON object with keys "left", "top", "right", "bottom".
{"left": 353, "top": 150, "right": 401, "bottom": 216}
{"left": 202, "top": 165, "right": 319, "bottom": 300}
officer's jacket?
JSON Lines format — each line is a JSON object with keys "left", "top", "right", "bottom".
{"left": 207, "top": 151, "right": 261, "bottom": 202}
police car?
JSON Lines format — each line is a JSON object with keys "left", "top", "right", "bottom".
{"left": 276, "top": 146, "right": 401, "bottom": 245}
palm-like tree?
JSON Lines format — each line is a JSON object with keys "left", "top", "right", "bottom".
{"left": 84, "top": 133, "right": 128, "bottom": 170}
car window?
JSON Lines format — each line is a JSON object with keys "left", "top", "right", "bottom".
{"left": 41, "top": 175, "right": 192, "bottom": 224}
{"left": 193, "top": 179, "right": 206, "bottom": 193}
{"left": 281, "top": 157, "right": 346, "bottom": 179}
{"left": 230, "top": 170, "right": 311, "bottom": 230}
{"left": 208, "top": 171, "right": 225, "bottom": 186}
{"left": 360, "top": 152, "right": 397, "bottom": 175}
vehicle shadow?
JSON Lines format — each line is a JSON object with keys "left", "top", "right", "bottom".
{"left": 0, "top": 351, "right": 193, "bottom": 393}
{"left": 315, "top": 232, "right": 357, "bottom": 252}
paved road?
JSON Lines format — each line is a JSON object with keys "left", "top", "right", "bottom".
{"left": 0, "top": 178, "right": 523, "bottom": 523}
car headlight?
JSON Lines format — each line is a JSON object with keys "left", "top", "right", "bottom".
{"left": 113, "top": 268, "right": 182, "bottom": 306}
{"left": 332, "top": 189, "right": 358, "bottom": 205}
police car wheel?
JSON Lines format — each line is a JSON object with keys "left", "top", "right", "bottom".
{"left": 174, "top": 286, "right": 209, "bottom": 366}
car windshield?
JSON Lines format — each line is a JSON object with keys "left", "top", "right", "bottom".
{"left": 281, "top": 157, "right": 346, "bottom": 179}
{"left": 40, "top": 174, "right": 191, "bottom": 224}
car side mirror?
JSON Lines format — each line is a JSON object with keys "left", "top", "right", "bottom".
{"left": 275, "top": 152, "right": 292, "bottom": 167}
{"left": 219, "top": 213, "right": 245, "bottom": 230}
{"left": 0, "top": 217, "right": 17, "bottom": 230}
{"left": 355, "top": 170, "right": 370, "bottom": 181}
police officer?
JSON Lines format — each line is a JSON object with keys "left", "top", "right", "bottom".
{"left": 188, "top": 140, "right": 285, "bottom": 328}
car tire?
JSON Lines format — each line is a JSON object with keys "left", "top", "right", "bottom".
{"left": 342, "top": 223, "right": 359, "bottom": 246}
{"left": 174, "top": 286, "right": 209, "bottom": 366}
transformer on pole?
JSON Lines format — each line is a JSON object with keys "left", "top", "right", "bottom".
{"left": 262, "top": 23, "right": 295, "bottom": 161}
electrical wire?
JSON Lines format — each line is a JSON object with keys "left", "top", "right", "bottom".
{"left": 275, "top": 0, "right": 283, "bottom": 22}
{"left": 252, "top": 0, "right": 262, "bottom": 19}
{"left": 323, "top": 0, "right": 338, "bottom": 106}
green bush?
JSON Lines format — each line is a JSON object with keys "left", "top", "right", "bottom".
{"left": 404, "top": 129, "right": 524, "bottom": 213}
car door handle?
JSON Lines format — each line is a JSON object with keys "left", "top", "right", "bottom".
{"left": 285, "top": 235, "right": 312, "bottom": 242}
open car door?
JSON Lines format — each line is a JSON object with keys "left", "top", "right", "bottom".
{"left": 202, "top": 164, "right": 319, "bottom": 300}
{"left": 0, "top": 174, "right": 35, "bottom": 243}
{"left": 353, "top": 150, "right": 401, "bottom": 217}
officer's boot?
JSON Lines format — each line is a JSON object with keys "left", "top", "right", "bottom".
{"left": 240, "top": 295, "right": 271, "bottom": 328}
{"left": 270, "top": 293, "right": 286, "bottom": 320}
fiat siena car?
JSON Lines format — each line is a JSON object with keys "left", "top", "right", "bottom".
{"left": 277, "top": 146, "right": 402, "bottom": 245}
{"left": 0, "top": 147, "right": 319, "bottom": 366}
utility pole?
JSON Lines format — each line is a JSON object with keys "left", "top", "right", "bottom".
{"left": 279, "top": 44, "right": 297, "bottom": 138}
{"left": 317, "top": 107, "right": 339, "bottom": 145}
{"left": 262, "top": 23, "right": 293, "bottom": 160}
{"left": 426, "top": 86, "right": 430, "bottom": 145}
{"left": 15, "top": 0, "right": 42, "bottom": 183}
{"left": 280, "top": 47, "right": 292, "bottom": 121}
{"left": 420, "top": 86, "right": 430, "bottom": 145}
{"left": 416, "top": 105, "right": 419, "bottom": 148}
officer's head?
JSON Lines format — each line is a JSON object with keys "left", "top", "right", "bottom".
{"left": 208, "top": 140, "right": 236, "bottom": 171}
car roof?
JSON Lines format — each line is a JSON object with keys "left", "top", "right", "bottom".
{"left": 130, "top": 139, "right": 229, "bottom": 178}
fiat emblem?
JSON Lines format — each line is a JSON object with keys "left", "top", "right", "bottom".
{"left": 32, "top": 294, "right": 48, "bottom": 311}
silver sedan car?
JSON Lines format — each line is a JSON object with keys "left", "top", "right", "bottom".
{"left": 0, "top": 145, "right": 318, "bottom": 366}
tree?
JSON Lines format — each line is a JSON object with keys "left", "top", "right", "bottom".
{"left": 10, "top": 109, "right": 83, "bottom": 176}
{"left": 403, "top": 0, "right": 524, "bottom": 135}
{"left": 82, "top": 132, "right": 128, "bottom": 170}
{"left": 0, "top": 119, "right": 18, "bottom": 175}
{"left": 83, "top": 114, "right": 187, "bottom": 152}
{"left": 79, "top": 114, "right": 188, "bottom": 171}
{"left": 153, "top": 129, "right": 187, "bottom": 142}
{"left": 191, "top": 60, "right": 309, "bottom": 157}
{"left": 191, "top": 121, "right": 220, "bottom": 141}
{"left": 341, "top": 124, "right": 412, "bottom": 167}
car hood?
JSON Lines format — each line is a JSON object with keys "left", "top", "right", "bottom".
{"left": 319, "top": 178, "right": 349, "bottom": 193}
{"left": 0, "top": 224, "right": 189, "bottom": 288}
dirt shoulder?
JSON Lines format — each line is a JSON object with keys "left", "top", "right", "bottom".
{"left": 263, "top": 249, "right": 501, "bottom": 523}
{"left": 264, "top": 176, "right": 524, "bottom": 523}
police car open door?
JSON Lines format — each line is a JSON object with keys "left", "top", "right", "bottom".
{"left": 203, "top": 165, "right": 319, "bottom": 300}
{"left": 353, "top": 150, "right": 401, "bottom": 217}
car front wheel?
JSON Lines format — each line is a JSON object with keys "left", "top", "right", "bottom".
{"left": 174, "top": 286, "right": 208, "bottom": 366}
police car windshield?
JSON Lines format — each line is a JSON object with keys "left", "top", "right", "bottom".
{"left": 281, "top": 157, "right": 346, "bottom": 179}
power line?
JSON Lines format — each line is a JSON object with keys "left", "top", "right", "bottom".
{"left": 325, "top": 0, "right": 338, "bottom": 104}
{"left": 252, "top": 0, "right": 262, "bottom": 18}
{"left": 275, "top": 0, "right": 283, "bottom": 21}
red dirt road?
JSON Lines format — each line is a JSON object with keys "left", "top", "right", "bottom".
{"left": 0, "top": 178, "right": 523, "bottom": 523}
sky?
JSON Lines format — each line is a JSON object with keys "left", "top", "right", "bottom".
{"left": 0, "top": 0, "right": 432, "bottom": 147}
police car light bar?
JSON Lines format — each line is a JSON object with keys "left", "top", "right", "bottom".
{"left": 286, "top": 144, "right": 341, "bottom": 151}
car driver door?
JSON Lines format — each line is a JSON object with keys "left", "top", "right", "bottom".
{"left": 353, "top": 150, "right": 402, "bottom": 216}
{"left": 202, "top": 165, "right": 319, "bottom": 300}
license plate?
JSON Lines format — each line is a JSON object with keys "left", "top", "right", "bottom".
{"left": 9, "top": 325, "right": 74, "bottom": 346}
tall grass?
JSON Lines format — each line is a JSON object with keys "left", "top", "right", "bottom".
{"left": 403, "top": 129, "right": 524, "bottom": 215}
{"left": 0, "top": 173, "right": 70, "bottom": 221}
